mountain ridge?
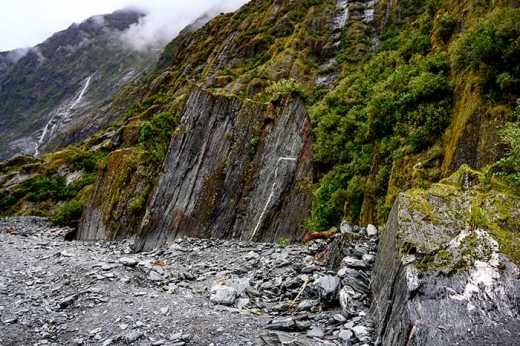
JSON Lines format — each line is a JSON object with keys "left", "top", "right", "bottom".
{"left": 0, "top": 8, "right": 158, "bottom": 160}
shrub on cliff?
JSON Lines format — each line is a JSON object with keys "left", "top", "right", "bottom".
{"left": 310, "top": 45, "right": 452, "bottom": 228}
{"left": 51, "top": 200, "right": 85, "bottom": 227}
{"left": 138, "top": 111, "right": 180, "bottom": 165}
{"left": 451, "top": 8, "right": 520, "bottom": 98}
{"left": 494, "top": 100, "right": 520, "bottom": 187}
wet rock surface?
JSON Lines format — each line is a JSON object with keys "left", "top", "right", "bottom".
{"left": 370, "top": 170, "right": 520, "bottom": 346}
{"left": 0, "top": 217, "right": 378, "bottom": 345}
{"left": 78, "top": 88, "right": 314, "bottom": 250}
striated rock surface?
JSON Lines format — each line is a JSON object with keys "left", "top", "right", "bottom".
{"left": 370, "top": 166, "right": 520, "bottom": 346}
{"left": 77, "top": 148, "right": 150, "bottom": 241}
{"left": 132, "top": 88, "right": 313, "bottom": 250}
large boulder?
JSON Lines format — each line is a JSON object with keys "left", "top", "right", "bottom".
{"left": 370, "top": 166, "right": 520, "bottom": 345}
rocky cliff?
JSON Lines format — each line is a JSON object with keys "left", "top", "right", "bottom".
{"left": 370, "top": 166, "right": 520, "bottom": 345}
{"left": 77, "top": 87, "right": 313, "bottom": 248}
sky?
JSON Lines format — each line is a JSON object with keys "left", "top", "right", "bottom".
{"left": 0, "top": 0, "right": 248, "bottom": 52}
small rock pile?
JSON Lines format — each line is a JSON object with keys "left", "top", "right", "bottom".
{"left": 254, "top": 223, "right": 379, "bottom": 345}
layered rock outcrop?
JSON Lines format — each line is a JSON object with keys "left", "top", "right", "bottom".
{"left": 370, "top": 166, "right": 520, "bottom": 345}
{"left": 133, "top": 88, "right": 313, "bottom": 250}
{"left": 77, "top": 87, "right": 313, "bottom": 248}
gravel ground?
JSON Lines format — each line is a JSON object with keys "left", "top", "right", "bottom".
{"left": 0, "top": 217, "right": 377, "bottom": 346}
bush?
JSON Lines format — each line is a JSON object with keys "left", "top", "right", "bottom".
{"left": 71, "top": 150, "right": 106, "bottom": 173}
{"left": 51, "top": 200, "right": 85, "bottom": 227}
{"left": 19, "top": 176, "right": 67, "bottom": 202}
{"left": 139, "top": 111, "right": 180, "bottom": 165}
{"left": 435, "top": 13, "right": 455, "bottom": 42}
{"left": 451, "top": 8, "right": 520, "bottom": 97}
{"left": 0, "top": 190, "right": 17, "bottom": 213}
{"left": 494, "top": 101, "right": 520, "bottom": 187}
{"left": 309, "top": 9, "right": 454, "bottom": 229}
{"left": 263, "top": 79, "right": 306, "bottom": 102}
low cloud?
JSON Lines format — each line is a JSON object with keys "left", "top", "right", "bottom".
{"left": 120, "top": 0, "right": 249, "bottom": 51}
{"left": 4, "top": 48, "right": 31, "bottom": 63}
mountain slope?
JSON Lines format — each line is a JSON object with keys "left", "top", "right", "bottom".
{"left": 0, "top": 0, "right": 518, "bottom": 245}
{"left": 0, "top": 9, "right": 159, "bottom": 160}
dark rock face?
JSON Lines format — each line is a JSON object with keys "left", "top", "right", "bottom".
{"left": 131, "top": 88, "right": 312, "bottom": 251}
{"left": 370, "top": 168, "right": 520, "bottom": 346}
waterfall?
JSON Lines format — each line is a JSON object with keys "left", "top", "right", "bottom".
{"left": 70, "top": 75, "right": 92, "bottom": 110}
{"left": 34, "top": 74, "right": 94, "bottom": 157}
{"left": 335, "top": 0, "right": 350, "bottom": 30}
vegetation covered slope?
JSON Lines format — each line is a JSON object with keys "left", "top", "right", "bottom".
{"left": 0, "top": 9, "right": 158, "bottom": 160}
{"left": 309, "top": 0, "right": 520, "bottom": 229}
{"left": 0, "top": 0, "right": 519, "bottom": 240}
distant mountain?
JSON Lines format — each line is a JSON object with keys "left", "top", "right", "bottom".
{"left": 0, "top": 9, "right": 160, "bottom": 159}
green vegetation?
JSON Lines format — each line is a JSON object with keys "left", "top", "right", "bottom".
{"left": 51, "top": 200, "right": 86, "bottom": 227}
{"left": 0, "top": 146, "right": 103, "bottom": 226}
{"left": 138, "top": 111, "right": 180, "bottom": 165}
{"left": 306, "top": 4, "right": 520, "bottom": 231}
{"left": 494, "top": 100, "right": 520, "bottom": 187}
{"left": 309, "top": 8, "right": 453, "bottom": 229}
{"left": 2, "top": 0, "right": 520, "bottom": 241}
{"left": 260, "top": 79, "right": 306, "bottom": 103}
{"left": 451, "top": 8, "right": 520, "bottom": 100}
{"left": 277, "top": 237, "right": 290, "bottom": 247}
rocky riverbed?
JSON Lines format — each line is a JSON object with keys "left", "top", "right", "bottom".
{"left": 0, "top": 217, "right": 378, "bottom": 345}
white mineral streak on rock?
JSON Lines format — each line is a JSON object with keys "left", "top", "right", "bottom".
{"left": 250, "top": 157, "right": 297, "bottom": 241}
{"left": 449, "top": 229, "right": 501, "bottom": 311}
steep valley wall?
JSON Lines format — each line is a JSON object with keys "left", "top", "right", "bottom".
{"left": 77, "top": 88, "right": 313, "bottom": 249}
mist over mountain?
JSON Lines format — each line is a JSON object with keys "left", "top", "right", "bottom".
{"left": 0, "top": 8, "right": 155, "bottom": 160}
{"left": 0, "top": 1, "right": 246, "bottom": 159}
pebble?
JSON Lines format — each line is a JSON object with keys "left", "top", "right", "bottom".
{"left": 119, "top": 257, "right": 139, "bottom": 267}
{"left": 353, "top": 325, "right": 369, "bottom": 339}
{"left": 0, "top": 217, "right": 379, "bottom": 345}
{"left": 343, "top": 256, "right": 367, "bottom": 269}
{"left": 307, "top": 326, "right": 325, "bottom": 338}
{"left": 124, "top": 331, "right": 143, "bottom": 343}
{"left": 366, "top": 224, "right": 378, "bottom": 237}
{"left": 148, "top": 271, "right": 164, "bottom": 281}
{"left": 311, "top": 275, "right": 341, "bottom": 302}
{"left": 340, "top": 222, "right": 353, "bottom": 234}
{"left": 339, "top": 329, "right": 354, "bottom": 341}
{"left": 210, "top": 285, "right": 237, "bottom": 306}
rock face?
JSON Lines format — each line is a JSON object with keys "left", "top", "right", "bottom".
{"left": 77, "top": 148, "right": 150, "bottom": 241}
{"left": 132, "top": 88, "right": 312, "bottom": 250}
{"left": 370, "top": 166, "right": 520, "bottom": 345}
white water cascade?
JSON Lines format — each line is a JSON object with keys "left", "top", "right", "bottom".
{"left": 250, "top": 157, "right": 297, "bottom": 241}
{"left": 335, "top": 0, "right": 350, "bottom": 29}
{"left": 34, "top": 74, "right": 94, "bottom": 157}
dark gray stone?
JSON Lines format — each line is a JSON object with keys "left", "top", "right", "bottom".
{"left": 130, "top": 88, "right": 313, "bottom": 250}
{"left": 370, "top": 189, "right": 520, "bottom": 346}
